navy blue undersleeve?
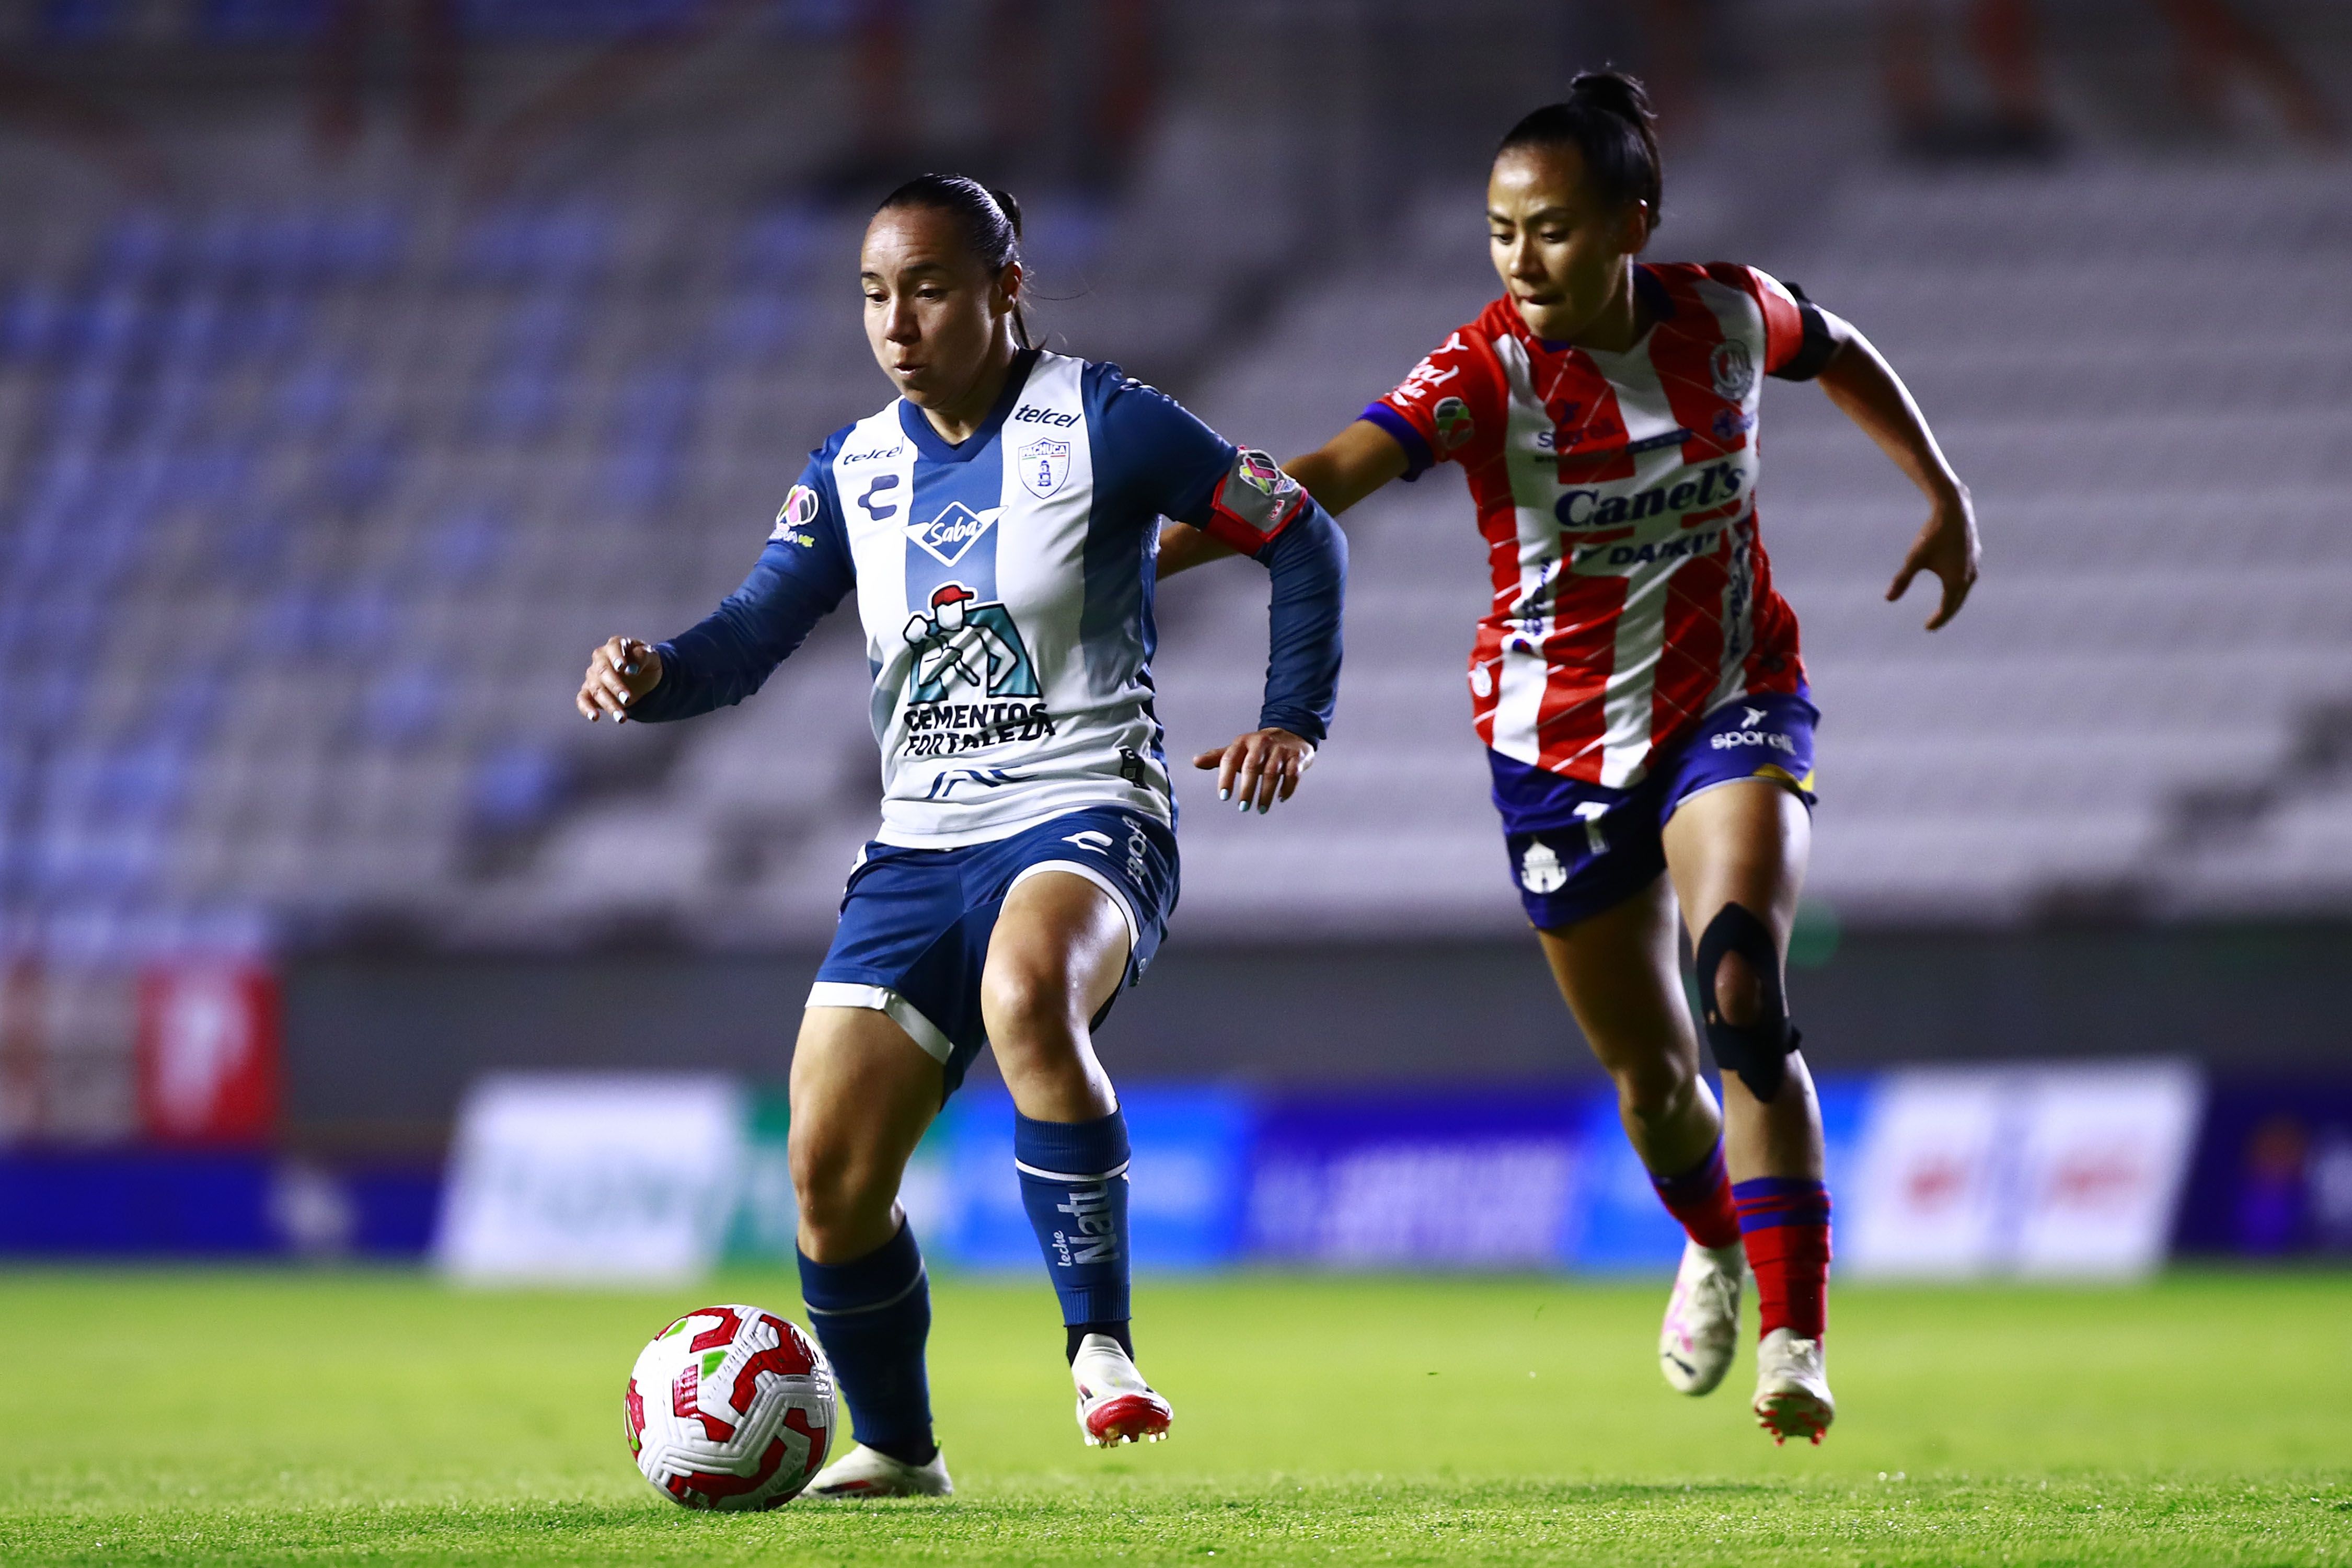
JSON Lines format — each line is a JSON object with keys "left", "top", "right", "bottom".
{"left": 1251, "top": 500, "right": 1346, "bottom": 744}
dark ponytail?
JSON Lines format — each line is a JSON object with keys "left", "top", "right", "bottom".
{"left": 1496, "top": 71, "right": 1664, "bottom": 227}
{"left": 874, "top": 173, "right": 1031, "bottom": 349}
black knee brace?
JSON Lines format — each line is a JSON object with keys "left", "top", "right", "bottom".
{"left": 1694, "top": 902, "right": 1801, "bottom": 1102}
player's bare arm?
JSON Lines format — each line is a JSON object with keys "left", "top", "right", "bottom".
{"left": 574, "top": 635, "right": 662, "bottom": 721}
{"left": 1811, "top": 312, "right": 1981, "bottom": 630}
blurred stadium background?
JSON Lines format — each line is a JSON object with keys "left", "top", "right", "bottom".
{"left": 0, "top": 0, "right": 2347, "bottom": 1279}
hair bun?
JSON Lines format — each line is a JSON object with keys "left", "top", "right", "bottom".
{"left": 985, "top": 186, "right": 1023, "bottom": 239}
{"left": 1568, "top": 69, "right": 1656, "bottom": 129}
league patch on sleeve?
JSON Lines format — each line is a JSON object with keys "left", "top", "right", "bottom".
{"left": 769, "top": 483, "right": 821, "bottom": 545}
{"left": 1203, "top": 448, "right": 1305, "bottom": 551}
{"left": 1200, "top": 448, "right": 1305, "bottom": 555}
{"left": 1433, "top": 396, "right": 1474, "bottom": 451}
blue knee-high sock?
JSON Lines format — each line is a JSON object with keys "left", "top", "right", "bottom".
{"left": 1014, "top": 1109, "right": 1132, "bottom": 1354}
{"left": 797, "top": 1219, "right": 935, "bottom": 1465}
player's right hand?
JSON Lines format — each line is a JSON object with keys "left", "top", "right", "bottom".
{"left": 576, "top": 635, "right": 663, "bottom": 722}
{"left": 1193, "top": 727, "right": 1315, "bottom": 814}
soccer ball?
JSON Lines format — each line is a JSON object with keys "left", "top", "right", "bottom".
{"left": 625, "top": 1304, "right": 836, "bottom": 1510}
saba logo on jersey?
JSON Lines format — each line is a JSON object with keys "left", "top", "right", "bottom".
{"left": 1018, "top": 438, "right": 1070, "bottom": 498}
{"left": 907, "top": 501, "right": 1000, "bottom": 567}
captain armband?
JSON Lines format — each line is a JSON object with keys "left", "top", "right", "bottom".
{"left": 1197, "top": 447, "right": 1307, "bottom": 557}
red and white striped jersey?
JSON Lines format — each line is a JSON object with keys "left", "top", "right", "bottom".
{"left": 1366, "top": 262, "right": 1826, "bottom": 790}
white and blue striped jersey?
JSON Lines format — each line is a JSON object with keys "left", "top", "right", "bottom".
{"left": 631, "top": 349, "right": 1345, "bottom": 850}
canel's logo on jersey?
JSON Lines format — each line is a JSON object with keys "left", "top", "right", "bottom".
{"left": 907, "top": 501, "right": 1000, "bottom": 567}
{"left": 1554, "top": 460, "right": 1747, "bottom": 531}
{"left": 1710, "top": 340, "right": 1755, "bottom": 401}
{"left": 1018, "top": 438, "right": 1070, "bottom": 498}
{"left": 903, "top": 583, "right": 1039, "bottom": 702}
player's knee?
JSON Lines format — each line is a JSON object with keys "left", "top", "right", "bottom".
{"left": 980, "top": 958, "right": 1081, "bottom": 1056}
{"left": 1693, "top": 901, "right": 1800, "bottom": 1101}
{"left": 1712, "top": 950, "right": 1766, "bottom": 1030}
{"left": 788, "top": 1127, "right": 891, "bottom": 1246}
{"left": 1615, "top": 1056, "right": 1697, "bottom": 1126}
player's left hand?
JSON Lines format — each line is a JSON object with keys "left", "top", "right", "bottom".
{"left": 1886, "top": 483, "right": 1980, "bottom": 631}
{"left": 1193, "top": 728, "right": 1315, "bottom": 814}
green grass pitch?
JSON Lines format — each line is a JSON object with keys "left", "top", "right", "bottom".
{"left": 2, "top": 1269, "right": 2347, "bottom": 1564}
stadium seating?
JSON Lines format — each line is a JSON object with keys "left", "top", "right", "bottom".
{"left": 3, "top": 136, "right": 2348, "bottom": 970}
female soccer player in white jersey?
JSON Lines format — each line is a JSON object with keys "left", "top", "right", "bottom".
{"left": 1163, "top": 74, "right": 1978, "bottom": 1445}
{"left": 576, "top": 175, "right": 1346, "bottom": 1495}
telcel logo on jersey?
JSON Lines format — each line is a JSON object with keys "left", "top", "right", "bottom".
{"left": 907, "top": 501, "right": 999, "bottom": 567}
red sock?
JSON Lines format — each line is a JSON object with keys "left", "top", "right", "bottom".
{"left": 1732, "top": 1178, "right": 1831, "bottom": 1340}
{"left": 1650, "top": 1139, "right": 1740, "bottom": 1250}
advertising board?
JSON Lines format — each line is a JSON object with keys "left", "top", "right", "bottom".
{"left": 437, "top": 1073, "right": 745, "bottom": 1282}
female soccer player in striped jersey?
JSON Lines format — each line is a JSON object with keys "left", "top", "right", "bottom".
{"left": 1162, "top": 73, "right": 1979, "bottom": 1445}
{"left": 578, "top": 175, "right": 1345, "bottom": 1494}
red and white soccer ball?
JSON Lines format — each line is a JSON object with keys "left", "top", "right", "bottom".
{"left": 625, "top": 1304, "right": 836, "bottom": 1511}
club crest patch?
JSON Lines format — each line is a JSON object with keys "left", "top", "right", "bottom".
{"left": 1710, "top": 340, "right": 1756, "bottom": 401}
{"left": 1018, "top": 438, "right": 1071, "bottom": 499}
{"left": 769, "top": 483, "right": 820, "bottom": 542}
{"left": 1520, "top": 841, "right": 1568, "bottom": 895}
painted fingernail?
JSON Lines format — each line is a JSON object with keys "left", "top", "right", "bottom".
{"left": 1219, "top": 787, "right": 1229, "bottom": 801}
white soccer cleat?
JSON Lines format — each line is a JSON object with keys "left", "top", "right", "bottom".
{"left": 1752, "top": 1327, "right": 1835, "bottom": 1446}
{"left": 1071, "top": 1333, "right": 1173, "bottom": 1448}
{"left": 803, "top": 1442, "right": 954, "bottom": 1499}
{"left": 1659, "top": 1239, "right": 1746, "bottom": 1396}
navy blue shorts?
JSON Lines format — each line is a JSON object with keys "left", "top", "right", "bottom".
{"left": 1492, "top": 691, "right": 1818, "bottom": 931}
{"left": 809, "top": 807, "right": 1180, "bottom": 1098}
